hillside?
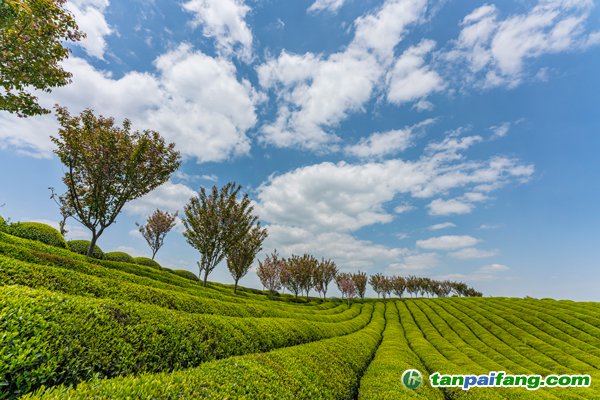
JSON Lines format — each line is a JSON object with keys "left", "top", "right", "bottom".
{"left": 1, "top": 230, "right": 599, "bottom": 399}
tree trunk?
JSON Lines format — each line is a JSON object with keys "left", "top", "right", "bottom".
{"left": 151, "top": 249, "right": 157, "bottom": 260}
{"left": 203, "top": 268, "right": 209, "bottom": 287}
{"left": 87, "top": 230, "right": 98, "bottom": 257}
{"left": 234, "top": 279, "right": 239, "bottom": 294}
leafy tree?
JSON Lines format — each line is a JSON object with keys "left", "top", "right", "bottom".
{"left": 313, "top": 258, "right": 338, "bottom": 299}
{"left": 380, "top": 276, "right": 393, "bottom": 300}
{"left": 51, "top": 106, "right": 180, "bottom": 257}
{"left": 335, "top": 272, "right": 356, "bottom": 306}
{"left": 136, "top": 209, "right": 177, "bottom": 260}
{"left": 49, "top": 186, "right": 71, "bottom": 236}
{"left": 351, "top": 271, "right": 367, "bottom": 299}
{"left": 1, "top": 0, "right": 84, "bottom": 116}
{"left": 226, "top": 223, "right": 268, "bottom": 294}
{"left": 369, "top": 273, "right": 384, "bottom": 298}
{"left": 405, "top": 275, "right": 419, "bottom": 297}
{"left": 182, "top": 183, "right": 255, "bottom": 287}
{"left": 257, "top": 250, "right": 284, "bottom": 297}
{"left": 281, "top": 254, "right": 315, "bottom": 298}
{"left": 390, "top": 275, "right": 406, "bottom": 298}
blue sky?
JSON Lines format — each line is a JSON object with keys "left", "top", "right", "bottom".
{"left": 1, "top": 0, "right": 599, "bottom": 300}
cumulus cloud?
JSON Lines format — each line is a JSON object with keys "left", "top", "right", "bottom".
{"left": 387, "top": 39, "right": 444, "bottom": 105}
{"left": 449, "top": 247, "right": 498, "bottom": 259}
{"left": 125, "top": 181, "right": 196, "bottom": 216}
{"left": 182, "top": 0, "right": 253, "bottom": 61}
{"left": 0, "top": 44, "right": 258, "bottom": 162}
{"left": 308, "top": 0, "right": 347, "bottom": 14}
{"left": 429, "top": 222, "right": 456, "bottom": 230}
{"left": 67, "top": 0, "right": 113, "bottom": 59}
{"left": 427, "top": 198, "right": 473, "bottom": 216}
{"left": 257, "top": 0, "right": 428, "bottom": 150}
{"left": 447, "top": 0, "right": 600, "bottom": 88}
{"left": 416, "top": 235, "right": 479, "bottom": 250}
{"left": 388, "top": 252, "right": 440, "bottom": 272}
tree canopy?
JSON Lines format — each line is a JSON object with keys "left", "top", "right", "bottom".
{"left": 1, "top": 0, "right": 84, "bottom": 116}
{"left": 137, "top": 209, "right": 178, "bottom": 260}
{"left": 52, "top": 106, "right": 181, "bottom": 256}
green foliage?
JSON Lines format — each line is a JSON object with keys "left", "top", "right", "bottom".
{"left": 136, "top": 209, "right": 177, "bottom": 260}
{"left": 67, "top": 240, "right": 103, "bottom": 259}
{"left": 226, "top": 223, "right": 268, "bottom": 293}
{"left": 0, "top": 215, "right": 7, "bottom": 232}
{"left": 182, "top": 182, "right": 257, "bottom": 287}
{"left": 132, "top": 257, "right": 162, "bottom": 269}
{"left": 6, "top": 222, "right": 66, "bottom": 248}
{"left": 51, "top": 106, "right": 181, "bottom": 257}
{"left": 1, "top": 286, "right": 372, "bottom": 399}
{"left": 171, "top": 269, "right": 199, "bottom": 281}
{"left": 104, "top": 251, "right": 133, "bottom": 262}
{"left": 0, "top": 0, "right": 84, "bottom": 116}
{"left": 31, "top": 303, "right": 385, "bottom": 400}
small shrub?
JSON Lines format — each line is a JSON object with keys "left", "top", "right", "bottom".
{"left": 172, "top": 269, "right": 199, "bottom": 281}
{"left": 132, "top": 256, "right": 161, "bottom": 269}
{"left": 0, "top": 216, "right": 6, "bottom": 232}
{"left": 105, "top": 251, "right": 133, "bottom": 262}
{"left": 67, "top": 240, "right": 104, "bottom": 259}
{"left": 6, "top": 222, "right": 67, "bottom": 248}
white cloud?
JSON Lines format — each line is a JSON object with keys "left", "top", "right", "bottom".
{"left": 256, "top": 132, "right": 533, "bottom": 233}
{"left": 182, "top": 0, "right": 253, "bottom": 61}
{"left": 416, "top": 235, "right": 479, "bottom": 250}
{"left": 257, "top": 0, "right": 427, "bottom": 150}
{"left": 0, "top": 44, "right": 258, "bottom": 163}
{"left": 490, "top": 122, "right": 510, "bottom": 138}
{"left": 427, "top": 198, "right": 473, "bottom": 216}
{"left": 394, "top": 203, "right": 415, "bottom": 214}
{"left": 345, "top": 118, "right": 434, "bottom": 159}
{"left": 387, "top": 39, "right": 444, "bottom": 105}
{"left": 429, "top": 222, "right": 456, "bottom": 230}
{"left": 308, "top": 0, "right": 347, "bottom": 14}
{"left": 388, "top": 252, "right": 440, "bottom": 272}
{"left": 263, "top": 224, "right": 407, "bottom": 271}
{"left": 479, "top": 263, "right": 509, "bottom": 273}
{"left": 125, "top": 181, "right": 196, "bottom": 216}
{"left": 449, "top": 247, "right": 498, "bottom": 259}
{"left": 448, "top": 0, "right": 600, "bottom": 88}
{"left": 66, "top": 0, "right": 113, "bottom": 59}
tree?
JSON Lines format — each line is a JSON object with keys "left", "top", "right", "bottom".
{"left": 380, "top": 276, "right": 393, "bottom": 300}
{"left": 226, "top": 223, "right": 268, "bottom": 294}
{"left": 390, "top": 275, "right": 406, "bottom": 298}
{"left": 369, "top": 273, "right": 385, "bottom": 298}
{"left": 136, "top": 209, "right": 177, "bottom": 260}
{"left": 257, "top": 250, "right": 284, "bottom": 297}
{"left": 51, "top": 106, "right": 181, "bottom": 257}
{"left": 1, "top": 0, "right": 84, "bottom": 116}
{"left": 182, "top": 183, "right": 256, "bottom": 287}
{"left": 49, "top": 186, "right": 71, "bottom": 236}
{"left": 352, "top": 271, "right": 367, "bottom": 300}
{"left": 405, "top": 275, "right": 419, "bottom": 297}
{"left": 313, "top": 258, "right": 338, "bottom": 299}
{"left": 335, "top": 272, "right": 356, "bottom": 306}
{"left": 281, "top": 254, "right": 315, "bottom": 298}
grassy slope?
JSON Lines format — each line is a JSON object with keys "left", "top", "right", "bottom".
{"left": 0, "top": 232, "right": 599, "bottom": 399}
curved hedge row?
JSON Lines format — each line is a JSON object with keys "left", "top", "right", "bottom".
{"left": 29, "top": 303, "right": 386, "bottom": 400}
{"left": 0, "top": 233, "right": 346, "bottom": 315}
{"left": 132, "top": 256, "right": 161, "bottom": 269}
{"left": 6, "top": 222, "right": 66, "bottom": 249}
{"left": 67, "top": 240, "right": 104, "bottom": 259}
{"left": 358, "top": 302, "right": 444, "bottom": 400}
{"left": 0, "top": 216, "right": 6, "bottom": 232}
{"left": 104, "top": 252, "right": 133, "bottom": 262}
{"left": 0, "top": 254, "right": 362, "bottom": 321}
{"left": 171, "top": 269, "right": 199, "bottom": 281}
{"left": 1, "top": 286, "right": 374, "bottom": 399}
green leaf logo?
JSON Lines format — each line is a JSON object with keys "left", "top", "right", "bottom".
{"left": 402, "top": 369, "right": 423, "bottom": 390}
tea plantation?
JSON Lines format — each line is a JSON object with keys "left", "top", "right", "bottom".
{"left": 1, "top": 230, "right": 599, "bottom": 399}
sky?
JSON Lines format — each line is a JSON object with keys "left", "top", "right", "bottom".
{"left": 1, "top": 0, "right": 599, "bottom": 300}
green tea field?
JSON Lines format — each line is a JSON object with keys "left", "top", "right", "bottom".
{"left": 1, "top": 230, "right": 599, "bottom": 399}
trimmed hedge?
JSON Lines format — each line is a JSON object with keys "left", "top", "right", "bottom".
{"left": 0, "top": 216, "right": 6, "bottom": 232}
{"left": 132, "top": 256, "right": 161, "bottom": 269}
{"left": 104, "top": 251, "right": 133, "bottom": 262}
{"left": 0, "top": 233, "right": 349, "bottom": 316}
{"left": 30, "top": 303, "right": 386, "bottom": 400}
{"left": 67, "top": 240, "right": 104, "bottom": 259}
{"left": 172, "top": 269, "right": 199, "bottom": 281}
{"left": 1, "top": 285, "right": 373, "bottom": 399}
{"left": 358, "top": 302, "right": 445, "bottom": 400}
{"left": 6, "top": 222, "right": 66, "bottom": 248}
{"left": 0, "top": 253, "right": 363, "bottom": 321}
